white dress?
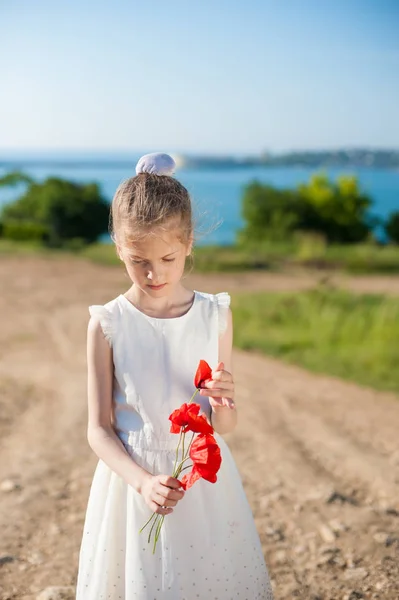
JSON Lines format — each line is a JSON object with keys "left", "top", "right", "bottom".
{"left": 76, "top": 290, "right": 274, "bottom": 600}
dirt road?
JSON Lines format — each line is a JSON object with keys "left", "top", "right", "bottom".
{"left": 0, "top": 256, "right": 398, "bottom": 600}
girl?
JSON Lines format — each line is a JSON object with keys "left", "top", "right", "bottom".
{"left": 75, "top": 153, "right": 274, "bottom": 599}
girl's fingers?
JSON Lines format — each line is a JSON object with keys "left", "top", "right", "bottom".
{"left": 203, "top": 382, "right": 234, "bottom": 392}
{"left": 211, "top": 397, "right": 235, "bottom": 407}
{"left": 151, "top": 502, "right": 172, "bottom": 515}
{"left": 208, "top": 371, "right": 233, "bottom": 383}
{"left": 159, "top": 475, "right": 184, "bottom": 489}
{"left": 213, "top": 361, "right": 224, "bottom": 374}
{"left": 153, "top": 493, "right": 177, "bottom": 508}
{"left": 200, "top": 388, "right": 234, "bottom": 399}
{"left": 156, "top": 506, "right": 173, "bottom": 515}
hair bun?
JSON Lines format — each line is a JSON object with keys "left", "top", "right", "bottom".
{"left": 135, "top": 153, "right": 176, "bottom": 176}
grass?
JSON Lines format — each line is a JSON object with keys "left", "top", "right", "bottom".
{"left": 2, "top": 237, "right": 399, "bottom": 274}
{"left": 232, "top": 287, "right": 399, "bottom": 393}
{"left": 62, "top": 239, "right": 399, "bottom": 274}
{"left": 1, "top": 238, "right": 398, "bottom": 392}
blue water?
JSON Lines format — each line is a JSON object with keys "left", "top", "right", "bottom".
{"left": 1, "top": 159, "right": 398, "bottom": 245}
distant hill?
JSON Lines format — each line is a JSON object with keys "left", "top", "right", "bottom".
{"left": 180, "top": 149, "right": 399, "bottom": 169}
{"left": 0, "top": 149, "right": 398, "bottom": 170}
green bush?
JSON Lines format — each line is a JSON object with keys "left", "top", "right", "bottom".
{"left": 239, "top": 182, "right": 302, "bottom": 243}
{"left": 385, "top": 211, "right": 399, "bottom": 243}
{"left": 239, "top": 173, "right": 373, "bottom": 246}
{"left": 298, "top": 173, "right": 372, "bottom": 243}
{"left": 0, "top": 172, "right": 110, "bottom": 247}
{"left": 1, "top": 219, "right": 49, "bottom": 242}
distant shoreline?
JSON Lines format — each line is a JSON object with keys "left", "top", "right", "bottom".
{"left": 1, "top": 149, "right": 399, "bottom": 170}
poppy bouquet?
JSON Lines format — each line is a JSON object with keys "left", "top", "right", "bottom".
{"left": 139, "top": 359, "right": 222, "bottom": 553}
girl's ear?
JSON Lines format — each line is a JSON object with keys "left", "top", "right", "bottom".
{"left": 186, "top": 234, "right": 194, "bottom": 256}
{"left": 116, "top": 245, "right": 125, "bottom": 262}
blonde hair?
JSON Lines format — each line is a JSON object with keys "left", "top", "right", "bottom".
{"left": 110, "top": 173, "right": 193, "bottom": 248}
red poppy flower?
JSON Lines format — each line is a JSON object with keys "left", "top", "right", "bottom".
{"left": 169, "top": 402, "right": 213, "bottom": 435}
{"left": 194, "top": 359, "right": 212, "bottom": 389}
{"left": 180, "top": 433, "right": 222, "bottom": 490}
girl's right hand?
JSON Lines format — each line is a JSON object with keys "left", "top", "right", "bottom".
{"left": 140, "top": 474, "right": 185, "bottom": 515}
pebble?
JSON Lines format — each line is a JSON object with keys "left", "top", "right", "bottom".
{"left": 264, "top": 526, "right": 285, "bottom": 541}
{"left": 375, "top": 580, "right": 386, "bottom": 590}
{"left": 344, "top": 553, "right": 357, "bottom": 568}
{"left": 27, "top": 551, "right": 45, "bottom": 565}
{"left": 0, "top": 479, "right": 20, "bottom": 492}
{"left": 319, "top": 524, "right": 336, "bottom": 543}
{"left": 316, "top": 553, "right": 335, "bottom": 566}
{"left": 329, "top": 518, "right": 349, "bottom": 533}
{"left": 373, "top": 532, "right": 389, "bottom": 544}
{"left": 36, "top": 587, "right": 75, "bottom": 600}
{"left": 343, "top": 592, "right": 364, "bottom": 600}
{"left": 316, "top": 545, "right": 340, "bottom": 566}
{"left": 343, "top": 567, "right": 368, "bottom": 581}
{"left": 68, "top": 480, "right": 80, "bottom": 492}
{"left": 389, "top": 449, "right": 399, "bottom": 466}
{"left": 0, "top": 554, "right": 15, "bottom": 565}
{"left": 48, "top": 523, "right": 62, "bottom": 535}
{"left": 66, "top": 512, "right": 83, "bottom": 524}
{"left": 273, "top": 549, "right": 287, "bottom": 565}
{"left": 326, "top": 489, "right": 357, "bottom": 505}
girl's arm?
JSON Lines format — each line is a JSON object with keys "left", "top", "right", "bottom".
{"left": 87, "top": 316, "right": 185, "bottom": 514}
{"left": 200, "top": 307, "right": 238, "bottom": 434}
{"left": 86, "top": 315, "right": 152, "bottom": 493}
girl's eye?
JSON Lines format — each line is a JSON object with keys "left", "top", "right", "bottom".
{"left": 131, "top": 260, "right": 143, "bottom": 265}
{"left": 163, "top": 258, "right": 176, "bottom": 263}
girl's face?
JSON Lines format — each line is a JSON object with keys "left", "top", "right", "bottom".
{"left": 117, "top": 225, "right": 192, "bottom": 297}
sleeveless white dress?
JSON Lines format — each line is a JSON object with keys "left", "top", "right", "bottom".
{"left": 75, "top": 290, "right": 273, "bottom": 600}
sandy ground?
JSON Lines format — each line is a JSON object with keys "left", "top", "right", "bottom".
{"left": 0, "top": 255, "right": 399, "bottom": 600}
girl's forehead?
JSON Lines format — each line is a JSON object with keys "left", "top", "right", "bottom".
{"left": 124, "top": 230, "right": 184, "bottom": 256}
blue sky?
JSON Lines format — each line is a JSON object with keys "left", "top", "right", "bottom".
{"left": 0, "top": 0, "right": 398, "bottom": 154}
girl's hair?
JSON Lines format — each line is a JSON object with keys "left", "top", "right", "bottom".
{"left": 110, "top": 173, "right": 193, "bottom": 248}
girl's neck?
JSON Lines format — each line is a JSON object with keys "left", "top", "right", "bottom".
{"left": 124, "top": 284, "right": 194, "bottom": 319}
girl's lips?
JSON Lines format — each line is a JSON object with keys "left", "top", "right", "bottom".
{"left": 148, "top": 283, "right": 166, "bottom": 290}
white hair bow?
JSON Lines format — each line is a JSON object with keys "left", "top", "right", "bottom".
{"left": 135, "top": 153, "right": 176, "bottom": 176}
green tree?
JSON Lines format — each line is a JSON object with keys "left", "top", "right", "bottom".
{"left": 238, "top": 181, "right": 302, "bottom": 243}
{"left": 297, "top": 173, "right": 372, "bottom": 243}
{"left": 0, "top": 170, "right": 34, "bottom": 187}
{"left": 239, "top": 173, "right": 374, "bottom": 246}
{"left": 0, "top": 173, "right": 110, "bottom": 246}
{"left": 385, "top": 211, "right": 399, "bottom": 244}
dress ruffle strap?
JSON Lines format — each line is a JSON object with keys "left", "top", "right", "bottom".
{"left": 88, "top": 305, "right": 113, "bottom": 348}
{"left": 215, "top": 292, "right": 231, "bottom": 335}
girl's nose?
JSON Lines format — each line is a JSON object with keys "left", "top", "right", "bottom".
{"left": 146, "top": 269, "right": 160, "bottom": 282}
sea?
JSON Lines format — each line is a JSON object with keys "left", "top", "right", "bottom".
{"left": 0, "top": 152, "right": 398, "bottom": 245}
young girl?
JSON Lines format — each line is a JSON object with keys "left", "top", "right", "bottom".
{"left": 75, "top": 153, "right": 274, "bottom": 599}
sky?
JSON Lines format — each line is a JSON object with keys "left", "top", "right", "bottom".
{"left": 0, "top": 0, "right": 398, "bottom": 155}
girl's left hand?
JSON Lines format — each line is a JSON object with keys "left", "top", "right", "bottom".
{"left": 199, "top": 361, "right": 235, "bottom": 410}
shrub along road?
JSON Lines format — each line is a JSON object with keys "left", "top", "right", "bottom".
{"left": 0, "top": 255, "right": 398, "bottom": 599}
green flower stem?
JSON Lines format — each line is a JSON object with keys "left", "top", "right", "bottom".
{"left": 153, "top": 514, "right": 165, "bottom": 554}
{"left": 172, "top": 429, "right": 183, "bottom": 477}
{"left": 173, "top": 455, "right": 192, "bottom": 478}
{"left": 148, "top": 513, "right": 160, "bottom": 544}
{"left": 173, "top": 432, "right": 196, "bottom": 478}
{"left": 188, "top": 388, "right": 200, "bottom": 404}
{"left": 139, "top": 511, "right": 157, "bottom": 534}
{"left": 177, "top": 463, "right": 193, "bottom": 474}
{"left": 141, "top": 387, "right": 202, "bottom": 551}
{"left": 183, "top": 432, "right": 195, "bottom": 460}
